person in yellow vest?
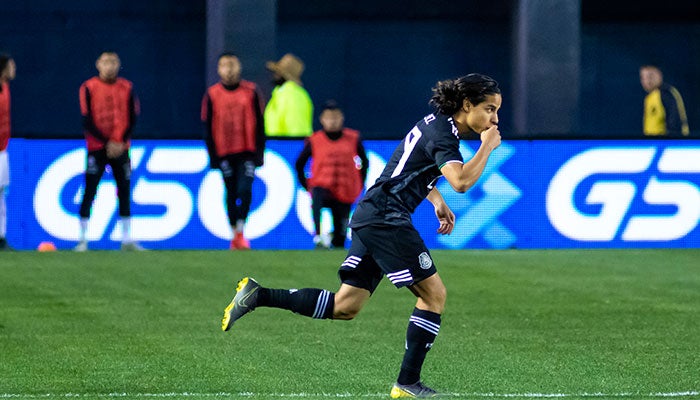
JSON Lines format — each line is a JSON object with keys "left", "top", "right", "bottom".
{"left": 295, "top": 101, "right": 368, "bottom": 248}
{"left": 640, "top": 65, "right": 689, "bottom": 137}
{"left": 264, "top": 53, "right": 313, "bottom": 137}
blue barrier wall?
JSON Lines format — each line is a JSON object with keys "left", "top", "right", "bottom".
{"left": 6, "top": 138, "right": 700, "bottom": 250}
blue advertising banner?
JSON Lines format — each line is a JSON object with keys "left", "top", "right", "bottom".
{"left": 5, "top": 139, "right": 700, "bottom": 250}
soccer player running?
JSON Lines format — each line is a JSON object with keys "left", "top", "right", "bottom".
{"left": 222, "top": 74, "right": 502, "bottom": 398}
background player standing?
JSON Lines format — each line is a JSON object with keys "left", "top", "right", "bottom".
{"left": 0, "top": 53, "right": 16, "bottom": 251}
{"left": 202, "top": 52, "right": 265, "bottom": 250}
{"left": 639, "top": 65, "right": 690, "bottom": 137}
{"left": 295, "top": 100, "right": 368, "bottom": 248}
{"left": 76, "top": 51, "right": 141, "bottom": 251}
{"left": 221, "top": 74, "right": 503, "bottom": 398}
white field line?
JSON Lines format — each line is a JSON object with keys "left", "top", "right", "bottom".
{"left": 0, "top": 391, "right": 698, "bottom": 399}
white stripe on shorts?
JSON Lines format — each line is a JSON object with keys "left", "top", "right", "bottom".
{"left": 341, "top": 255, "right": 361, "bottom": 269}
{"left": 386, "top": 269, "right": 413, "bottom": 285}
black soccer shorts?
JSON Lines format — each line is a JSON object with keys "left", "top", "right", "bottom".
{"left": 338, "top": 224, "right": 437, "bottom": 293}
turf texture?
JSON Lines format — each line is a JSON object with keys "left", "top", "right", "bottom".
{"left": 0, "top": 249, "right": 698, "bottom": 399}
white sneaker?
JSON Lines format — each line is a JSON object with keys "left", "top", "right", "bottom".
{"left": 121, "top": 241, "right": 145, "bottom": 251}
{"left": 313, "top": 235, "right": 330, "bottom": 249}
{"left": 74, "top": 241, "right": 88, "bottom": 252}
{"left": 321, "top": 233, "right": 332, "bottom": 248}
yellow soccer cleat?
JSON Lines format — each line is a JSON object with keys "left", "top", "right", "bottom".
{"left": 390, "top": 381, "right": 438, "bottom": 398}
{"left": 221, "top": 277, "right": 260, "bottom": 331}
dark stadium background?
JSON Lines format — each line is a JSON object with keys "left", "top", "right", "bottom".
{"left": 1, "top": 0, "right": 698, "bottom": 140}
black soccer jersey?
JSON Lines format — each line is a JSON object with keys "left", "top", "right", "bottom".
{"left": 350, "top": 113, "right": 464, "bottom": 228}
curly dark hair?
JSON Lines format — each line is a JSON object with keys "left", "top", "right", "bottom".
{"left": 429, "top": 73, "right": 500, "bottom": 115}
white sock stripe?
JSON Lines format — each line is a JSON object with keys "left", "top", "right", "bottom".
{"left": 312, "top": 292, "right": 323, "bottom": 318}
{"left": 312, "top": 292, "right": 324, "bottom": 318}
{"left": 410, "top": 316, "right": 440, "bottom": 331}
{"left": 410, "top": 319, "right": 440, "bottom": 335}
{"left": 341, "top": 261, "right": 358, "bottom": 268}
{"left": 411, "top": 320, "right": 439, "bottom": 336}
{"left": 312, "top": 290, "right": 330, "bottom": 319}
{"left": 347, "top": 255, "right": 361, "bottom": 262}
{"left": 311, "top": 290, "right": 326, "bottom": 318}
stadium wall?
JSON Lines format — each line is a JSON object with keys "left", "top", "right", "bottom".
{"left": 2, "top": 1, "right": 698, "bottom": 140}
{"left": 6, "top": 138, "right": 700, "bottom": 250}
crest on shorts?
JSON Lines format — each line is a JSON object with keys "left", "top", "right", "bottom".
{"left": 418, "top": 252, "right": 432, "bottom": 270}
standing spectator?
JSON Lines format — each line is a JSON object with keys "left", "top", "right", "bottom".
{"left": 263, "top": 53, "right": 313, "bottom": 137}
{"left": 202, "top": 52, "right": 265, "bottom": 250}
{"left": 640, "top": 65, "right": 690, "bottom": 136}
{"left": 76, "top": 51, "right": 142, "bottom": 251}
{"left": 295, "top": 100, "right": 368, "bottom": 248}
{"left": 221, "top": 74, "right": 503, "bottom": 398}
{"left": 0, "top": 53, "right": 16, "bottom": 251}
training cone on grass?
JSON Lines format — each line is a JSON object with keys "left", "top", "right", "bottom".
{"left": 37, "top": 241, "right": 57, "bottom": 252}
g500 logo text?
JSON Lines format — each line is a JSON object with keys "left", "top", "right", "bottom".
{"left": 32, "top": 146, "right": 386, "bottom": 244}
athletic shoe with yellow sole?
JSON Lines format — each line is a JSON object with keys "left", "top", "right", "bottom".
{"left": 221, "top": 277, "right": 260, "bottom": 332}
{"left": 390, "top": 381, "right": 438, "bottom": 398}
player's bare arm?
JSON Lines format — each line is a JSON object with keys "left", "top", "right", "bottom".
{"left": 440, "top": 125, "right": 501, "bottom": 193}
{"left": 426, "top": 187, "right": 455, "bottom": 235}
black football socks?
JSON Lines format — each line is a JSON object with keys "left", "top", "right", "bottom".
{"left": 397, "top": 308, "right": 441, "bottom": 385}
{"left": 257, "top": 288, "right": 335, "bottom": 319}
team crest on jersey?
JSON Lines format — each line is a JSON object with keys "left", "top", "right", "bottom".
{"left": 418, "top": 252, "right": 432, "bottom": 269}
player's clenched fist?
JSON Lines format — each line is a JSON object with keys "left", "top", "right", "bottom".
{"left": 480, "top": 125, "right": 501, "bottom": 151}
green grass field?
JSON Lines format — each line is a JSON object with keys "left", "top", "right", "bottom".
{"left": 1, "top": 249, "right": 699, "bottom": 399}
